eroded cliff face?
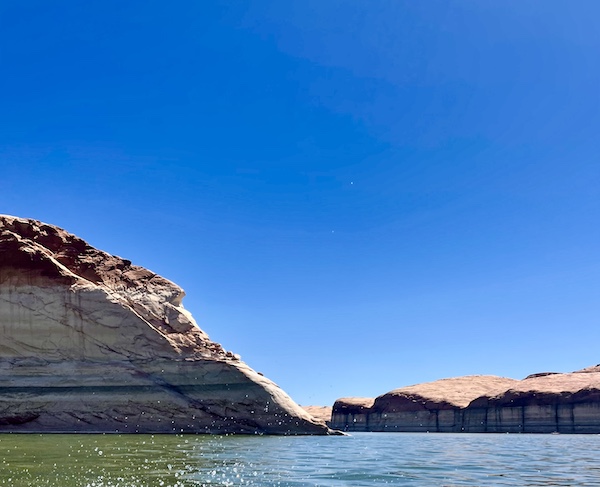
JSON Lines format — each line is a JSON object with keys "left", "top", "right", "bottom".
{"left": 0, "top": 215, "right": 332, "bottom": 434}
{"left": 330, "top": 397, "right": 374, "bottom": 432}
{"left": 466, "top": 370, "right": 600, "bottom": 433}
{"left": 331, "top": 371, "right": 600, "bottom": 433}
{"left": 331, "top": 376, "right": 517, "bottom": 432}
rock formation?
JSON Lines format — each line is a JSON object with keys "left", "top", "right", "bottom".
{"left": 329, "top": 397, "right": 374, "bottom": 431}
{"left": 467, "top": 369, "right": 600, "bottom": 433}
{"left": 332, "top": 377, "right": 516, "bottom": 432}
{"left": 331, "top": 369, "right": 600, "bottom": 433}
{"left": 0, "top": 215, "right": 333, "bottom": 434}
{"left": 301, "top": 405, "right": 333, "bottom": 425}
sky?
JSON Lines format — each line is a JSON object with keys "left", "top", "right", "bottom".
{"left": 1, "top": 1, "right": 599, "bottom": 406}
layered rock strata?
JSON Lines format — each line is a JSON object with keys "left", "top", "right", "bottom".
{"left": 0, "top": 215, "right": 332, "bottom": 434}
{"left": 467, "top": 370, "right": 600, "bottom": 433}
{"left": 332, "top": 377, "right": 516, "bottom": 432}
{"left": 329, "top": 397, "right": 374, "bottom": 431}
{"left": 331, "top": 370, "right": 600, "bottom": 433}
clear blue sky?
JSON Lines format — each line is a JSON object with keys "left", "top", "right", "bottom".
{"left": 1, "top": 1, "right": 599, "bottom": 406}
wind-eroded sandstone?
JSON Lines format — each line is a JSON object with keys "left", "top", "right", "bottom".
{"left": 467, "top": 370, "right": 600, "bottom": 433}
{"left": 0, "top": 215, "right": 333, "bottom": 434}
{"left": 332, "top": 376, "right": 516, "bottom": 432}
{"left": 301, "top": 406, "right": 333, "bottom": 425}
{"left": 331, "top": 370, "right": 600, "bottom": 433}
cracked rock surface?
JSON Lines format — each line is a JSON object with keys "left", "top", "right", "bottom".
{"left": 0, "top": 215, "right": 332, "bottom": 434}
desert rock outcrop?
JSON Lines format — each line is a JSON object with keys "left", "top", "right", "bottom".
{"left": 331, "top": 369, "right": 600, "bottom": 433}
{"left": 467, "top": 369, "right": 600, "bottom": 433}
{"left": 0, "top": 215, "right": 332, "bottom": 434}
{"left": 301, "top": 406, "right": 333, "bottom": 425}
{"left": 332, "top": 377, "right": 516, "bottom": 432}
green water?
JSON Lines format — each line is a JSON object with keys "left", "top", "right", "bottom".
{"left": 1, "top": 432, "right": 599, "bottom": 486}
{"left": 0, "top": 434, "right": 197, "bottom": 487}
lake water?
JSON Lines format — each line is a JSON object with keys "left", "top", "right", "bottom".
{"left": 0, "top": 432, "right": 599, "bottom": 486}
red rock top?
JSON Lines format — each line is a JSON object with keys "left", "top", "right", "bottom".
{"left": 0, "top": 214, "right": 218, "bottom": 359}
{"left": 334, "top": 370, "right": 600, "bottom": 415}
{"left": 472, "top": 371, "right": 600, "bottom": 407}
{"left": 373, "top": 375, "right": 519, "bottom": 411}
{"left": 0, "top": 214, "right": 180, "bottom": 300}
{"left": 332, "top": 397, "right": 376, "bottom": 415}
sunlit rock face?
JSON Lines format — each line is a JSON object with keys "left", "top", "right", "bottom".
{"left": 466, "top": 369, "right": 600, "bottom": 433}
{"left": 301, "top": 405, "right": 333, "bottom": 425}
{"left": 331, "top": 376, "right": 516, "bottom": 432}
{"left": 0, "top": 215, "right": 331, "bottom": 434}
{"left": 332, "top": 371, "right": 600, "bottom": 433}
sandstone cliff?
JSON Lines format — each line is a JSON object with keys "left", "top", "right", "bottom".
{"left": 0, "top": 215, "right": 332, "bottom": 434}
{"left": 331, "top": 369, "right": 600, "bottom": 433}
{"left": 332, "top": 376, "right": 517, "bottom": 432}
{"left": 301, "top": 405, "right": 333, "bottom": 425}
{"left": 466, "top": 369, "right": 600, "bottom": 433}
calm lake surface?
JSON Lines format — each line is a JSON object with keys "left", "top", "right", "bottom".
{"left": 0, "top": 432, "right": 599, "bottom": 486}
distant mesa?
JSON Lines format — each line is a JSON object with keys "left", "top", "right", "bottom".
{"left": 330, "top": 369, "right": 600, "bottom": 433}
{"left": 0, "top": 215, "right": 334, "bottom": 435}
{"left": 301, "top": 405, "right": 333, "bottom": 424}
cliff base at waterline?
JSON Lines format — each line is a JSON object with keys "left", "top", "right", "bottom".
{"left": 0, "top": 215, "right": 333, "bottom": 435}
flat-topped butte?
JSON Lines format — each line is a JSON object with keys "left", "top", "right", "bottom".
{"left": 331, "top": 369, "right": 600, "bottom": 433}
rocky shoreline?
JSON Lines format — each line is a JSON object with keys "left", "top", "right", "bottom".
{"left": 2, "top": 214, "right": 598, "bottom": 435}
{"left": 330, "top": 368, "right": 600, "bottom": 433}
{"left": 0, "top": 215, "right": 334, "bottom": 435}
